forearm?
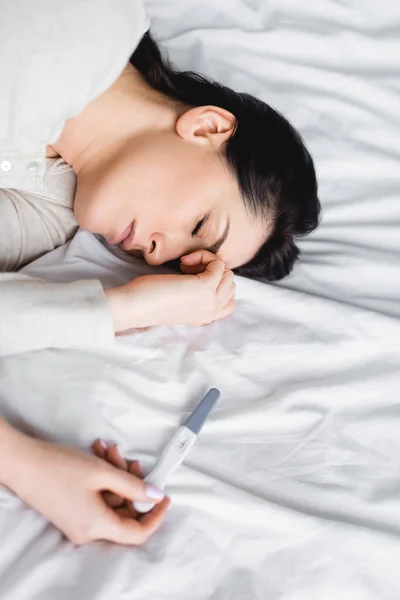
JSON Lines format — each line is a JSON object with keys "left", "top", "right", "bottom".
{"left": 104, "top": 281, "right": 156, "bottom": 331}
{"left": 0, "top": 417, "right": 29, "bottom": 492}
{"left": 0, "top": 273, "right": 115, "bottom": 356}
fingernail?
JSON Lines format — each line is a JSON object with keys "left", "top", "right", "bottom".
{"left": 112, "top": 443, "right": 121, "bottom": 456}
{"left": 99, "top": 439, "right": 107, "bottom": 450}
{"left": 137, "top": 460, "right": 144, "bottom": 475}
{"left": 145, "top": 484, "right": 164, "bottom": 500}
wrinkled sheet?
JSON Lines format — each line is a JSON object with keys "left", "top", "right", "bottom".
{"left": 1, "top": 1, "right": 400, "bottom": 598}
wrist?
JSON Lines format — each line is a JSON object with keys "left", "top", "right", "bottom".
{"left": 104, "top": 279, "right": 158, "bottom": 332}
{"left": 104, "top": 286, "right": 126, "bottom": 332}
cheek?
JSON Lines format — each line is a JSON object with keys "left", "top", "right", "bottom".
{"left": 73, "top": 169, "right": 123, "bottom": 234}
{"left": 220, "top": 222, "right": 266, "bottom": 269}
{"left": 74, "top": 149, "right": 143, "bottom": 232}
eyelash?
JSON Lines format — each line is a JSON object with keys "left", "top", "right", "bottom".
{"left": 191, "top": 217, "right": 206, "bottom": 237}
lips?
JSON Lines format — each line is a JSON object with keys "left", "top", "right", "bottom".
{"left": 121, "top": 221, "right": 136, "bottom": 251}
{"left": 110, "top": 224, "right": 131, "bottom": 246}
{"left": 110, "top": 222, "right": 135, "bottom": 246}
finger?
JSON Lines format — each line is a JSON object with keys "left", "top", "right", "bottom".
{"left": 106, "top": 444, "right": 128, "bottom": 470}
{"left": 92, "top": 439, "right": 107, "bottom": 459}
{"left": 180, "top": 262, "right": 207, "bottom": 275}
{"left": 216, "top": 270, "right": 235, "bottom": 305}
{"left": 115, "top": 507, "right": 133, "bottom": 518}
{"left": 126, "top": 503, "right": 141, "bottom": 520}
{"left": 93, "top": 442, "right": 123, "bottom": 508}
{"left": 123, "top": 490, "right": 141, "bottom": 519}
{"left": 124, "top": 462, "right": 145, "bottom": 518}
{"left": 99, "top": 446, "right": 129, "bottom": 509}
{"left": 138, "top": 497, "right": 171, "bottom": 527}
{"left": 103, "top": 468, "right": 165, "bottom": 504}
{"left": 180, "top": 249, "right": 218, "bottom": 267}
{"left": 102, "top": 458, "right": 144, "bottom": 511}
{"left": 198, "top": 257, "right": 225, "bottom": 286}
{"left": 103, "top": 497, "right": 171, "bottom": 546}
{"left": 128, "top": 460, "right": 144, "bottom": 479}
{"left": 102, "top": 491, "right": 125, "bottom": 508}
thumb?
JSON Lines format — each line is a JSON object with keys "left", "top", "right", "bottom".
{"left": 198, "top": 256, "right": 225, "bottom": 285}
{"left": 105, "top": 469, "right": 165, "bottom": 504}
{"left": 180, "top": 262, "right": 206, "bottom": 275}
{"left": 181, "top": 249, "right": 221, "bottom": 267}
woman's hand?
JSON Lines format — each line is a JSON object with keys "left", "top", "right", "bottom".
{"left": 105, "top": 250, "right": 236, "bottom": 331}
{"left": 3, "top": 425, "right": 169, "bottom": 546}
{"left": 91, "top": 439, "right": 148, "bottom": 517}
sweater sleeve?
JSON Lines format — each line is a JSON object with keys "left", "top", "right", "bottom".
{"left": 0, "top": 272, "right": 114, "bottom": 356}
{"left": 0, "top": 164, "right": 115, "bottom": 356}
{"left": 0, "top": 169, "right": 78, "bottom": 271}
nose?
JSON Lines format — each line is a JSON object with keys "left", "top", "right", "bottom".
{"left": 143, "top": 232, "right": 166, "bottom": 266}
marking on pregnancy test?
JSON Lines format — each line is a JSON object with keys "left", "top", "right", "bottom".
{"left": 177, "top": 438, "right": 190, "bottom": 452}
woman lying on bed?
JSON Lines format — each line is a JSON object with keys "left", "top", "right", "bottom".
{"left": 0, "top": 1, "right": 320, "bottom": 546}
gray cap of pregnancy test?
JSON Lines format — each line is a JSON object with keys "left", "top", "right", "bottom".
{"left": 183, "top": 388, "right": 221, "bottom": 434}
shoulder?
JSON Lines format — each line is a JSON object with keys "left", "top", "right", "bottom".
{"left": 0, "top": 160, "right": 78, "bottom": 270}
{"left": 0, "top": 0, "right": 149, "bottom": 150}
{"left": 43, "top": 159, "right": 77, "bottom": 209}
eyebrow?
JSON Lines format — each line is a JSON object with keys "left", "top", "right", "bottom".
{"left": 207, "top": 218, "right": 231, "bottom": 254}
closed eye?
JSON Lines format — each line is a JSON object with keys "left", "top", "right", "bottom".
{"left": 191, "top": 218, "right": 205, "bottom": 237}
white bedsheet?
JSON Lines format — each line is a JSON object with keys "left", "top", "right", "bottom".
{"left": 1, "top": 1, "right": 400, "bottom": 598}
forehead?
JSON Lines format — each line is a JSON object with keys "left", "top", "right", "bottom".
{"left": 218, "top": 207, "right": 268, "bottom": 270}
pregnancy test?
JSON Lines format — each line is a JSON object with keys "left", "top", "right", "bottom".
{"left": 134, "top": 388, "right": 221, "bottom": 513}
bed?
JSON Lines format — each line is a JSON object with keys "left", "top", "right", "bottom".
{"left": 1, "top": 1, "right": 400, "bottom": 598}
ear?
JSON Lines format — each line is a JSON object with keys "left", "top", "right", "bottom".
{"left": 176, "top": 106, "right": 236, "bottom": 150}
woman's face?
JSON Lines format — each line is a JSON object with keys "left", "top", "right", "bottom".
{"left": 73, "top": 118, "right": 267, "bottom": 270}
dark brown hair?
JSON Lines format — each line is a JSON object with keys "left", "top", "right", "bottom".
{"left": 131, "top": 32, "right": 320, "bottom": 280}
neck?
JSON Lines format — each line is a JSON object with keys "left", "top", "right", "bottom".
{"left": 53, "top": 64, "right": 180, "bottom": 174}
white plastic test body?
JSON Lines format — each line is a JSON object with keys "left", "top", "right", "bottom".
{"left": 134, "top": 426, "right": 197, "bottom": 513}
{"left": 134, "top": 388, "right": 220, "bottom": 514}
